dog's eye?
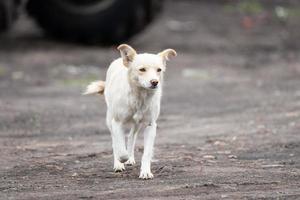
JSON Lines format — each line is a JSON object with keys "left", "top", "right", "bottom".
{"left": 157, "top": 68, "right": 162, "bottom": 72}
{"left": 139, "top": 68, "right": 146, "bottom": 72}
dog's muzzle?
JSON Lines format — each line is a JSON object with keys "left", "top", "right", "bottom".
{"left": 150, "top": 79, "right": 159, "bottom": 88}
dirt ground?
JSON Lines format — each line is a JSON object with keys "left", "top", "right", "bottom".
{"left": 1, "top": 0, "right": 300, "bottom": 199}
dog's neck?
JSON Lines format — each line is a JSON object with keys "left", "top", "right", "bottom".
{"left": 128, "top": 81, "right": 159, "bottom": 123}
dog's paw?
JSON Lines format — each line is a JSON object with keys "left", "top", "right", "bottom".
{"left": 139, "top": 171, "right": 154, "bottom": 179}
{"left": 114, "top": 162, "right": 125, "bottom": 172}
{"left": 125, "top": 157, "right": 136, "bottom": 166}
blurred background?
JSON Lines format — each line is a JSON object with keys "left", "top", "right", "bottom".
{"left": 1, "top": 0, "right": 300, "bottom": 199}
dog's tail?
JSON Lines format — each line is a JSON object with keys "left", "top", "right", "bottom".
{"left": 83, "top": 80, "right": 105, "bottom": 95}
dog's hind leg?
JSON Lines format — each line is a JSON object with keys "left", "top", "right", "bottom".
{"left": 125, "top": 124, "right": 142, "bottom": 166}
{"left": 139, "top": 122, "right": 157, "bottom": 179}
{"left": 111, "top": 118, "right": 129, "bottom": 164}
{"left": 106, "top": 114, "right": 125, "bottom": 172}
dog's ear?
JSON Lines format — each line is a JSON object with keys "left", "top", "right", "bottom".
{"left": 117, "top": 44, "right": 137, "bottom": 67}
{"left": 158, "top": 49, "right": 177, "bottom": 65}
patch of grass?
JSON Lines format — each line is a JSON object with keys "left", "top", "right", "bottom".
{"left": 224, "top": 1, "right": 263, "bottom": 14}
{"left": 273, "top": 6, "right": 300, "bottom": 21}
{"left": 58, "top": 74, "right": 99, "bottom": 87}
{"left": 0, "top": 66, "right": 7, "bottom": 77}
{"left": 237, "top": 1, "right": 263, "bottom": 14}
{"left": 286, "top": 7, "right": 300, "bottom": 17}
{"left": 223, "top": 4, "right": 235, "bottom": 12}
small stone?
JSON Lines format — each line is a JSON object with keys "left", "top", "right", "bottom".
{"left": 203, "top": 155, "right": 216, "bottom": 159}
{"left": 196, "top": 147, "right": 202, "bottom": 151}
{"left": 12, "top": 71, "right": 24, "bottom": 80}
{"left": 71, "top": 172, "right": 78, "bottom": 177}
{"left": 55, "top": 166, "right": 63, "bottom": 171}
{"left": 228, "top": 155, "right": 237, "bottom": 159}
{"left": 261, "top": 164, "right": 284, "bottom": 168}
{"left": 88, "top": 153, "right": 96, "bottom": 157}
{"left": 214, "top": 141, "right": 226, "bottom": 146}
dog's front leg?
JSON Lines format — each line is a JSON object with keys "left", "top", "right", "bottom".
{"left": 111, "top": 119, "right": 129, "bottom": 172}
{"left": 139, "top": 122, "right": 157, "bottom": 179}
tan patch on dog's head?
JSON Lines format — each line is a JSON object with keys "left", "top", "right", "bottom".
{"left": 117, "top": 44, "right": 137, "bottom": 67}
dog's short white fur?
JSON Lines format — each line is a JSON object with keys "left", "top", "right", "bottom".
{"left": 84, "top": 44, "right": 176, "bottom": 179}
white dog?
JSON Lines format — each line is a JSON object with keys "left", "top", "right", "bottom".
{"left": 84, "top": 44, "right": 176, "bottom": 179}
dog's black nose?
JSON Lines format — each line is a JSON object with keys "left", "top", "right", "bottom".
{"left": 150, "top": 79, "right": 159, "bottom": 87}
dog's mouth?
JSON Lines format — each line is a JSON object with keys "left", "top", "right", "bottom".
{"left": 149, "top": 85, "right": 158, "bottom": 89}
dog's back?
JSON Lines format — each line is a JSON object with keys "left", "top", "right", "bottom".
{"left": 83, "top": 58, "right": 127, "bottom": 98}
{"left": 104, "top": 58, "right": 132, "bottom": 111}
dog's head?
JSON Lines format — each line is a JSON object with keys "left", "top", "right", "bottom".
{"left": 118, "top": 44, "right": 177, "bottom": 90}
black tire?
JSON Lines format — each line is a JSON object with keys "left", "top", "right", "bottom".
{"left": 26, "top": 0, "right": 163, "bottom": 44}
{"left": 0, "top": 0, "right": 21, "bottom": 32}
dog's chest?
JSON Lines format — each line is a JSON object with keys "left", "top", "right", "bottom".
{"left": 127, "top": 93, "right": 152, "bottom": 123}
